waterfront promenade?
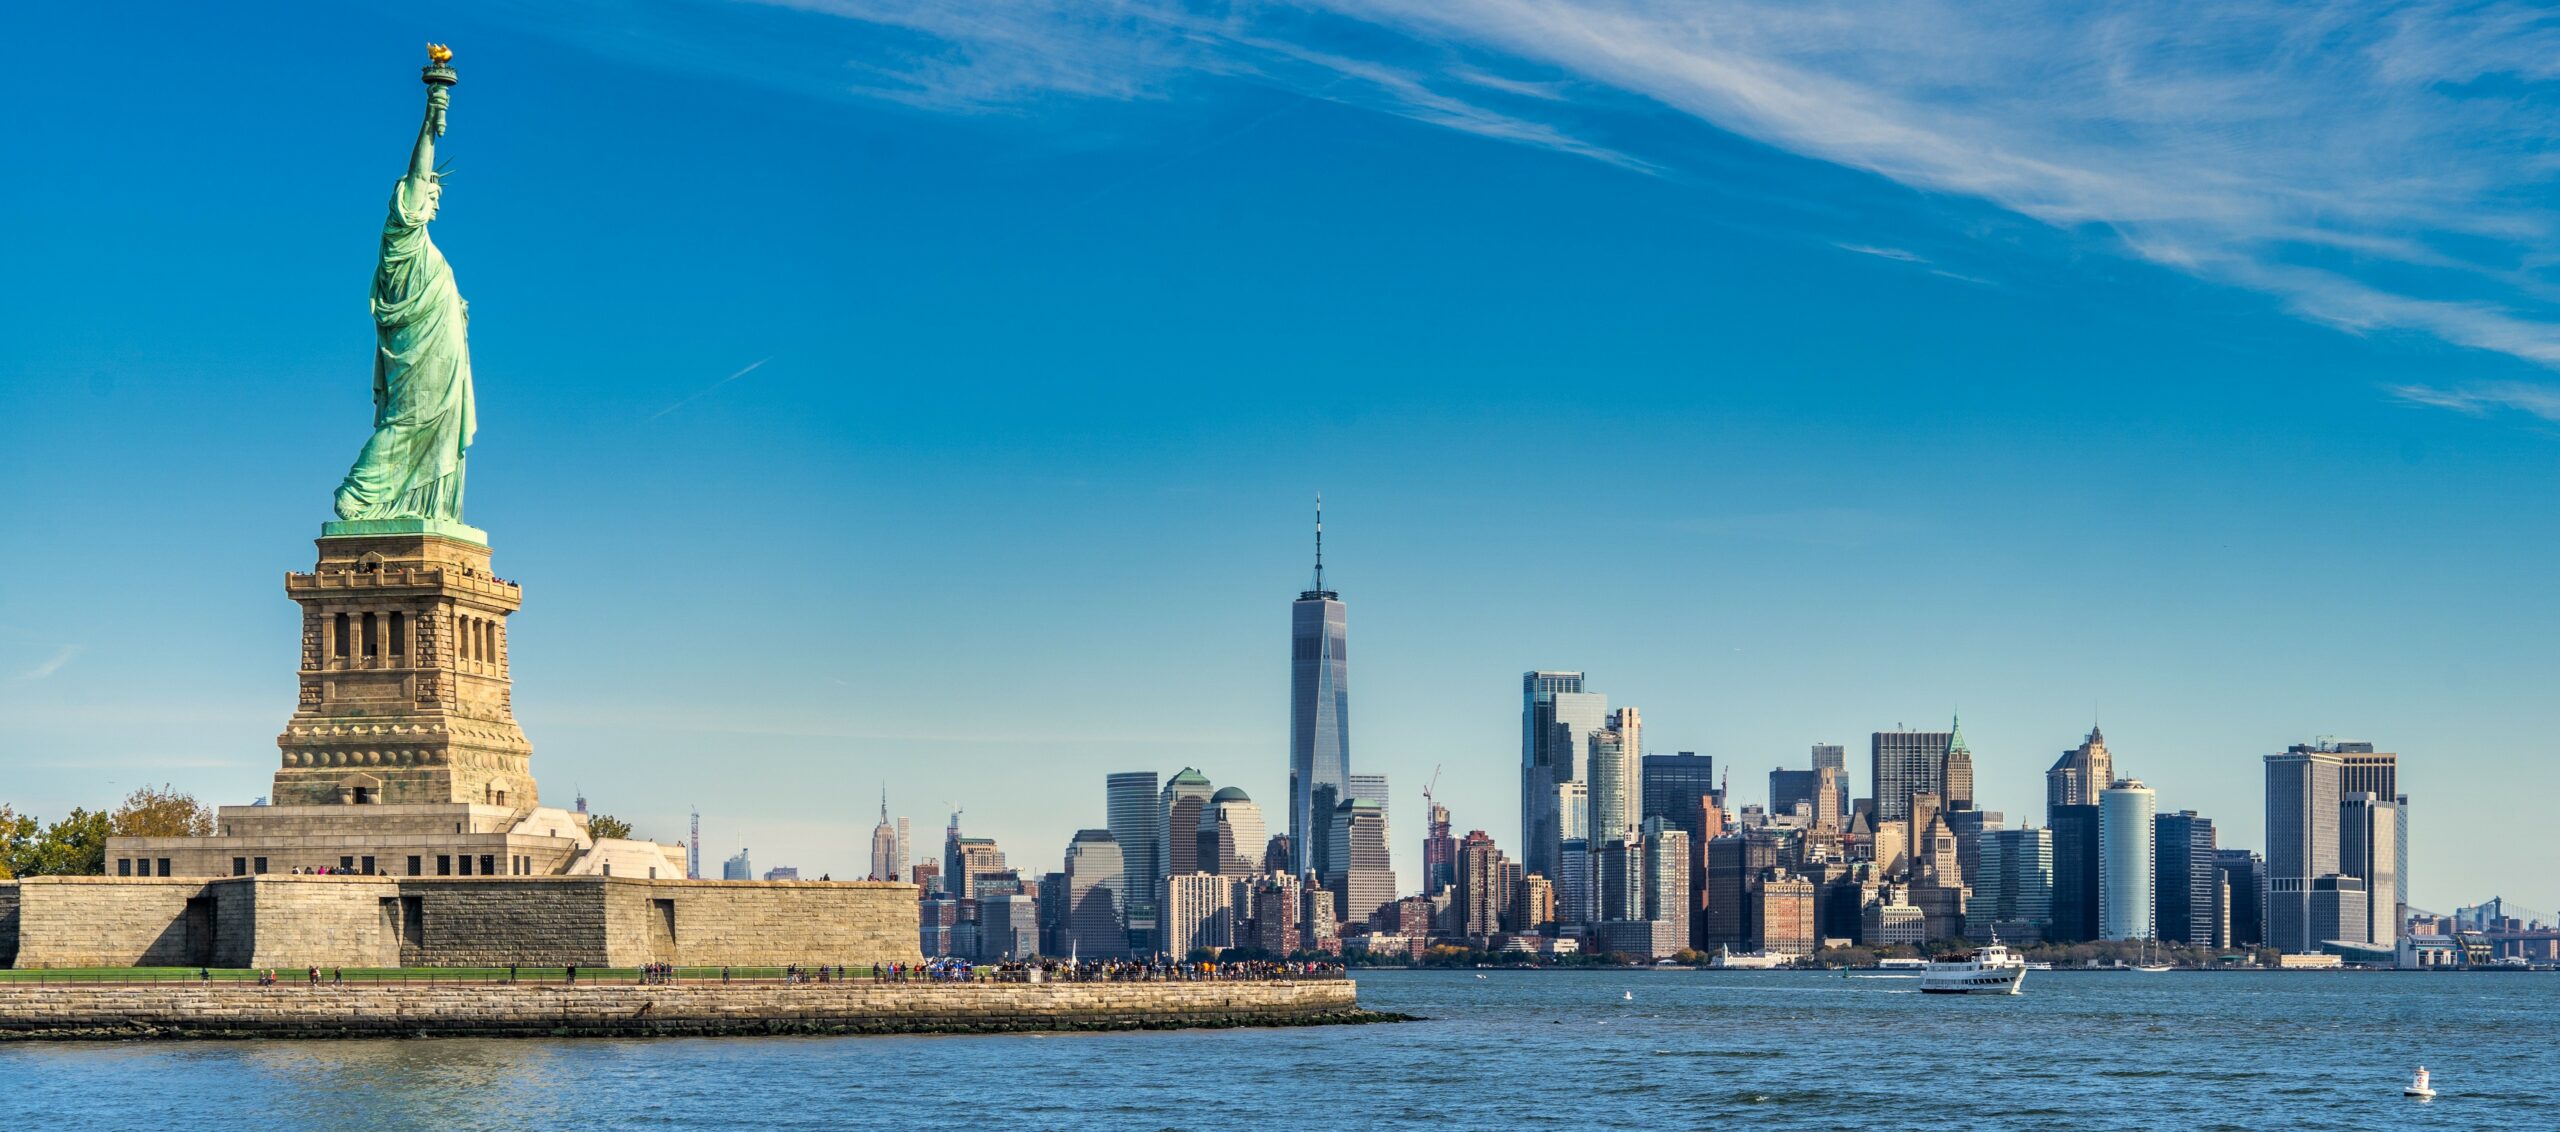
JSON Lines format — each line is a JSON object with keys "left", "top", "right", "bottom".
{"left": 0, "top": 974, "right": 1379, "bottom": 1041}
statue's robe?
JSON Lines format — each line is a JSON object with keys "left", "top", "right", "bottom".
{"left": 334, "top": 175, "right": 475, "bottom": 521}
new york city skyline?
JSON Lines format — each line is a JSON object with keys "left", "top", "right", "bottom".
{"left": 7, "top": 3, "right": 2560, "bottom": 913}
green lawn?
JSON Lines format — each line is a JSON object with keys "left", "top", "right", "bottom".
{"left": 0, "top": 965, "right": 880, "bottom": 984}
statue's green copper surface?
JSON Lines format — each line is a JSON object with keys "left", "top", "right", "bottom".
{"left": 333, "top": 50, "right": 475, "bottom": 527}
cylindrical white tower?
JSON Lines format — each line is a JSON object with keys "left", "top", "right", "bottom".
{"left": 2100, "top": 778, "right": 2157, "bottom": 941}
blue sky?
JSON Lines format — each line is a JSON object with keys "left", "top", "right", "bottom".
{"left": 5, "top": 1, "right": 2559, "bottom": 911}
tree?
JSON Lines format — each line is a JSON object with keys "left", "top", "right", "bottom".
{"left": 5, "top": 808, "right": 112, "bottom": 877}
{"left": 0, "top": 806, "right": 36, "bottom": 879}
{"left": 110, "top": 784, "right": 214, "bottom": 838}
{"left": 586, "top": 813, "right": 634, "bottom": 840}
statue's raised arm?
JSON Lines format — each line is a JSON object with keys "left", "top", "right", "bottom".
{"left": 332, "top": 45, "right": 478, "bottom": 529}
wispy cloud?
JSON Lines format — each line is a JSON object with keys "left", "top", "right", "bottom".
{"left": 1834, "top": 243, "right": 1926, "bottom": 264}
{"left": 18, "top": 645, "right": 78, "bottom": 681}
{"left": 546, "top": 1, "right": 2560, "bottom": 372}
{"left": 2388, "top": 381, "right": 2560, "bottom": 422}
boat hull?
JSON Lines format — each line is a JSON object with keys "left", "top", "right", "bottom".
{"left": 1918, "top": 967, "right": 2026, "bottom": 995}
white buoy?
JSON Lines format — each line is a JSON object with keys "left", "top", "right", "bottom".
{"left": 2405, "top": 1067, "right": 2435, "bottom": 1099}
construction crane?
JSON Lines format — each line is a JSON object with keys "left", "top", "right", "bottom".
{"left": 1421, "top": 764, "right": 1442, "bottom": 816}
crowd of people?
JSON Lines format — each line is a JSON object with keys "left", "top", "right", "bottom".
{"left": 869, "top": 957, "right": 1344, "bottom": 983}
{"left": 229, "top": 958, "right": 1341, "bottom": 987}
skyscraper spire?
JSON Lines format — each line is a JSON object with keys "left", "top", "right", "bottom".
{"left": 1313, "top": 492, "right": 1326, "bottom": 596}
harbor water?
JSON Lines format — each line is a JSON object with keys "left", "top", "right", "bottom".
{"left": 2, "top": 968, "right": 2548, "bottom": 1129}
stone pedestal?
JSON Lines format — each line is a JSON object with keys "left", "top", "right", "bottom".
{"left": 274, "top": 527, "right": 533, "bottom": 810}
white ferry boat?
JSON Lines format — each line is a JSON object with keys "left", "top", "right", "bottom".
{"left": 1875, "top": 957, "right": 1927, "bottom": 972}
{"left": 1921, "top": 939, "right": 2027, "bottom": 995}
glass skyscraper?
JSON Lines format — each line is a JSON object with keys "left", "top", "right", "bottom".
{"left": 1105, "top": 771, "right": 1159, "bottom": 947}
{"left": 1521, "top": 671, "right": 1608, "bottom": 879}
{"left": 2154, "top": 810, "right": 2217, "bottom": 946}
{"left": 1290, "top": 503, "right": 1349, "bottom": 878}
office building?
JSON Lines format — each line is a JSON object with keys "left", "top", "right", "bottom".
{"left": 2326, "top": 744, "right": 2406, "bottom": 932}
{"left": 1587, "top": 709, "right": 1642, "bottom": 844}
{"left": 1556, "top": 781, "right": 1589, "bottom": 845}
{"left": 1158, "top": 768, "right": 1215, "bottom": 883}
{"left": 1037, "top": 872, "right": 1068, "bottom": 955}
{"left": 945, "top": 832, "right": 1006, "bottom": 902}
{"left": 2264, "top": 744, "right": 2343, "bottom": 953}
{"left": 1300, "top": 878, "right": 1339, "bottom": 951}
{"left": 1942, "top": 715, "right": 1974, "bottom": 809}
{"left": 1642, "top": 820, "right": 1691, "bottom": 946}
{"left": 760, "top": 866, "right": 799, "bottom": 881}
{"left": 1252, "top": 874, "right": 1303, "bottom": 955}
{"left": 1770, "top": 767, "right": 1844, "bottom": 831}
{"left": 2215, "top": 849, "right": 2266, "bottom": 948}
{"left": 868, "top": 792, "right": 898, "bottom": 882}
{"left": 1908, "top": 878, "right": 1966, "bottom": 942}
{"left": 919, "top": 896, "right": 960, "bottom": 957}
{"left": 1642, "top": 752, "right": 1718, "bottom": 836}
{"left": 2099, "top": 779, "right": 2156, "bottom": 942}
{"left": 1522, "top": 671, "right": 1609, "bottom": 879}
{"left": 1705, "top": 830, "right": 1783, "bottom": 950}
{"left": 1198, "top": 787, "right": 1267, "bottom": 878}
{"left": 2046, "top": 727, "right": 2112, "bottom": 816}
{"left": 1753, "top": 869, "right": 1818, "bottom": 956}
{"left": 2154, "top": 811, "right": 2216, "bottom": 947}
{"left": 1595, "top": 836, "right": 1642, "bottom": 924}
{"left": 1105, "top": 771, "right": 1160, "bottom": 942}
{"left": 1423, "top": 800, "right": 1456, "bottom": 897}
{"left": 979, "top": 893, "right": 1040, "bottom": 960}
{"left": 1977, "top": 826, "right": 2055, "bottom": 934}
{"left": 722, "top": 848, "right": 753, "bottom": 881}
{"left": 1162, "top": 872, "right": 1237, "bottom": 959}
{"left": 894, "top": 816, "right": 911, "bottom": 888}
{"left": 1556, "top": 838, "right": 1591, "bottom": 927}
{"left": 1454, "top": 830, "right": 1511, "bottom": 939}
{"left": 1871, "top": 727, "right": 1953, "bottom": 823}
{"left": 1325, "top": 797, "right": 1396, "bottom": 928}
{"left": 1865, "top": 889, "right": 1927, "bottom": 947}
{"left": 2309, "top": 874, "right": 2368, "bottom": 946}
{"left": 1511, "top": 872, "right": 1554, "bottom": 933}
{"left": 1811, "top": 743, "right": 1850, "bottom": 821}
{"left": 2340, "top": 792, "right": 2397, "bottom": 948}
{"left": 1643, "top": 751, "right": 1718, "bottom": 949}
{"left": 1290, "top": 503, "right": 1351, "bottom": 878}
{"left": 1348, "top": 772, "right": 1390, "bottom": 857}
{"left": 1944, "top": 807, "right": 2003, "bottom": 888}
{"left": 1062, "top": 829, "right": 1130, "bottom": 960}
{"left": 2048, "top": 804, "right": 2100, "bottom": 942}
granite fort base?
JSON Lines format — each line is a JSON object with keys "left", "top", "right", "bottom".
{"left": 0, "top": 875, "right": 920, "bottom": 970}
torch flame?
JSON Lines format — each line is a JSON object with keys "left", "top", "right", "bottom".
{"left": 427, "top": 44, "right": 454, "bottom": 65}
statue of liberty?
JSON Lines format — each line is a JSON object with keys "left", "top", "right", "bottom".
{"left": 334, "top": 46, "right": 474, "bottom": 524}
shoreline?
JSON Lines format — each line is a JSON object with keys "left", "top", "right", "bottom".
{"left": 0, "top": 979, "right": 1401, "bottom": 1042}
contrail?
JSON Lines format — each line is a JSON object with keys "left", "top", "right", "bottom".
{"left": 645, "top": 357, "right": 770, "bottom": 423}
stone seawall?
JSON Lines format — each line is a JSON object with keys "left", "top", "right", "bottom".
{"left": 0, "top": 979, "right": 1383, "bottom": 1041}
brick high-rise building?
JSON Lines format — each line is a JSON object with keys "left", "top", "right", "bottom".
{"left": 1752, "top": 870, "right": 1817, "bottom": 956}
{"left": 1454, "top": 830, "right": 1511, "bottom": 939}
